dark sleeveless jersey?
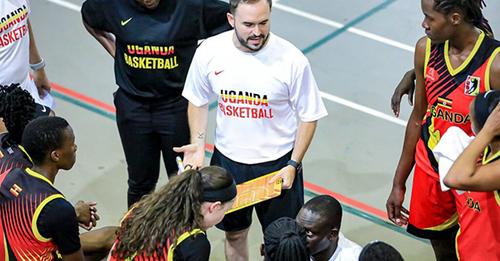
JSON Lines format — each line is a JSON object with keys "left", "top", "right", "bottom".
{"left": 0, "top": 168, "right": 64, "bottom": 260}
{"left": 109, "top": 227, "right": 206, "bottom": 261}
{"left": 454, "top": 147, "right": 500, "bottom": 261}
{"left": 0, "top": 133, "right": 32, "bottom": 175}
{"left": 415, "top": 31, "right": 500, "bottom": 179}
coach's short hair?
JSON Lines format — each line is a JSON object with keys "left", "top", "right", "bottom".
{"left": 229, "top": 0, "right": 272, "bottom": 14}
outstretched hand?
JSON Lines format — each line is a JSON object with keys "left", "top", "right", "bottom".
{"left": 173, "top": 143, "right": 205, "bottom": 170}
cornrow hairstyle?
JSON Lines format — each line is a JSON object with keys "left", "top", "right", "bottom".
{"left": 0, "top": 83, "right": 36, "bottom": 144}
{"left": 113, "top": 166, "right": 234, "bottom": 260}
{"left": 263, "top": 217, "right": 309, "bottom": 261}
{"left": 433, "top": 0, "right": 493, "bottom": 38}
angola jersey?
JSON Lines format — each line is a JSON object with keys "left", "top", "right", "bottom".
{"left": 0, "top": 133, "right": 32, "bottom": 176}
{"left": 109, "top": 228, "right": 205, "bottom": 261}
{"left": 0, "top": 168, "right": 64, "bottom": 260}
{"left": 415, "top": 31, "right": 500, "bottom": 179}
{"left": 454, "top": 147, "right": 500, "bottom": 261}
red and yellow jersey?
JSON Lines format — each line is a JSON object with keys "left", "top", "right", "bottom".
{"left": 0, "top": 168, "right": 63, "bottom": 260}
{"left": 109, "top": 228, "right": 205, "bottom": 261}
{"left": 416, "top": 31, "right": 500, "bottom": 179}
{"left": 454, "top": 147, "right": 500, "bottom": 261}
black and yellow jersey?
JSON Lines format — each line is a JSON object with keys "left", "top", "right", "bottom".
{"left": 0, "top": 168, "right": 74, "bottom": 260}
{"left": 109, "top": 228, "right": 207, "bottom": 261}
{"left": 0, "top": 133, "right": 32, "bottom": 175}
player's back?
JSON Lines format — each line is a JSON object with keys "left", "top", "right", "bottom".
{"left": 0, "top": 167, "right": 63, "bottom": 260}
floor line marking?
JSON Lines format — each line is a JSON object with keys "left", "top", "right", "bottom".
{"left": 46, "top": 0, "right": 81, "bottom": 11}
{"left": 302, "top": 0, "right": 396, "bottom": 54}
{"left": 273, "top": 2, "right": 414, "bottom": 53}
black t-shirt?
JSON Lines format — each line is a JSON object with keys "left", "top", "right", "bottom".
{"left": 37, "top": 198, "right": 81, "bottom": 255}
{"left": 173, "top": 233, "right": 210, "bottom": 261}
{"left": 81, "top": 0, "right": 230, "bottom": 98}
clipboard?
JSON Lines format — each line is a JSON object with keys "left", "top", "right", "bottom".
{"left": 226, "top": 171, "right": 282, "bottom": 214}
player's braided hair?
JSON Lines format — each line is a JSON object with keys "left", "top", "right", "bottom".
{"left": 263, "top": 217, "right": 309, "bottom": 261}
{"left": 0, "top": 84, "right": 36, "bottom": 144}
{"left": 112, "top": 166, "right": 234, "bottom": 260}
{"left": 433, "top": 0, "right": 493, "bottom": 38}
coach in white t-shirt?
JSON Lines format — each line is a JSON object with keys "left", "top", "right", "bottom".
{"left": 175, "top": 0, "right": 327, "bottom": 260}
{"left": 0, "top": 0, "right": 54, "bottom": 111}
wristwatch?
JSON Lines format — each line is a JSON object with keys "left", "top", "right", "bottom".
{"left": 287, "top": 159, "right": 301, "bottom": 171}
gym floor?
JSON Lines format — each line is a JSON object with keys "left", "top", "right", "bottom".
{"left": 30, "top": 0, "right": 500, "bottom": 260}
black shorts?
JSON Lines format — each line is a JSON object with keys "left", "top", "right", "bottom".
{"left": 211, "top": 148, "right": 304, "bottom": 232}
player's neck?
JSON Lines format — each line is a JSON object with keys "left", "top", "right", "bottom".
{"left": 31, "top": 164, "right": 58, "bottom": 184}
{"left": 312, "top": 239, "right": 338, "bottom": 261}
{"left": 448, "top": 26, "right": 481, "bottom": 52}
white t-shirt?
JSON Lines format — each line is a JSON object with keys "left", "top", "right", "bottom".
{"left": 0, "top": 0, "right": 54, "bottom": 108}
{"left": 183, "top": 31, "right": 327, "bottom": 164}
{"left": 311, "top": 233, "right": 362, "bottom": 261}
{"left": 433, "top": 126, "right": 474, "bottom": 193}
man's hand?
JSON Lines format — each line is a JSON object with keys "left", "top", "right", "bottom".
{"left": 32, "top": 69, "right": 51, "bottom": 97}
{"left": 173, "top": 143, "right": 205, "bottom": 169}
{"left": 386, "top": 185, "right": 409, "bottom": 226}
{"left": 75, "top": 201, "right": 100, "bottom": 231}
{"left": 391, "top": 69, "right": 416, "bottom": 117}
{"left": 269, "top": 165, "right": 295, "bottom": 190}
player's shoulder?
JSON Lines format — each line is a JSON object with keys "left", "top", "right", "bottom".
{"left": 415, "top": 36, "right": 429, "bottom": 53}
{"left": 271, "top": 34, "right": 307, "bottom": 58}
{"left": 196, "top": 31, "right": 232, "bottom": 57}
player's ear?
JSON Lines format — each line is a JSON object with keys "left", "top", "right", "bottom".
{"left": 328, "top": 227, "right": 339, "bottom": 241}
{"left": 209, "top": 201, "right": 222, "bottom": 213}
{"left": 50, "top": 150, "right": 60, "bottom": 162}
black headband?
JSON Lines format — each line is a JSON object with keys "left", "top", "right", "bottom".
{"left": 474, "top": 90, "right": 496, "bottom": 129}
{"left": 198, "top": 171, "right": 237, "bottom": 202}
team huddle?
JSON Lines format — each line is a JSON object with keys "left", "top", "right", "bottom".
{"left": 0, "top": 0, "right": 499, "bottom": 260}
